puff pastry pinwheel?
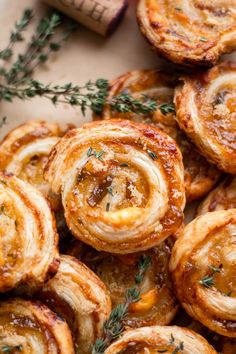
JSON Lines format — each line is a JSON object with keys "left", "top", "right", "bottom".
{"left": 96, "top": 69, "right": 220, "bottom": 201}
{"left": 44, "top": 119, "right": 185, "bottom": 253}
{"left": 0, "top": 172, "right": 59, "bottom": 292}
{"left": 0, "top": 298, "right": 74, "bottom": 353}
{"left": 170, "top": 209, "right": 236, "bottom": 337}
{"left": 0, "top": 121, "right": 62, "bottom": 210}
{"left": 66, "top": 238, "right": 178, "bottom": 328}
{"left": 198, "top": 176, "right": 236, "bottom": 215}
{"left": 104, "top": 325, "right": 217, "bottom": 353}
{"left": 137, "top": 1, "right": 236, "bottom": 67}
{"left": 38, "top": 255, "right": 111, "bottom": 354}
{"left": 175, "top": 62, "right": 236, "bottom": 174}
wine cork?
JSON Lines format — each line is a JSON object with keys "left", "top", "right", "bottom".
{"left": 43, "top": 0, "right": 128, "bottom": 36}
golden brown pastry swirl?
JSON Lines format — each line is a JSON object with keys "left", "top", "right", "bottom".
{"left": 66, "top": 239, "right": 178, "bottom": 328}
{"left": 0, "top": 298, "right": 74, "bottom": 353}
{"left": 104, "top": 325, "right": 217, "bottom": 353}
{"left": 0, "top": 172, "right": 59, "bottom": 292}
{"left": 0, "top": 121, "right": 62, "bottom": 210}
{"left": 175, "top": 62, "right": 236, "bottom": 173}
{"left": 96, "top": 69, "right": 220, "bottom": 201}
{"left": 170, "top": 209, "right": 236, "bottom": 337}
{"left": 38, "top": 255, "right": 111, "bottom": 354}
{"left": 44, "top": 119, "right": 185, "bottom": 253}
{"left": 137, "top": 0, "right": 236, "bottom": 67}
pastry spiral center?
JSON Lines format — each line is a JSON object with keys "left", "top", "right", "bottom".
{"left": 63, "top": 140, "right": 168, "bottom": 241}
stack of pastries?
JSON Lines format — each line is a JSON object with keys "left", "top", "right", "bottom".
{"left": 0, "top": 1, "right": 235, "bottom": 353}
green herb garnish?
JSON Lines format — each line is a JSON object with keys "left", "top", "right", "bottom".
{"left": 1, "top": 345, "right": 23, "bottom": 353}
{"left": 147, "top": 149, "right": 158, "bottom": 160}
{"left": 110, "top": 93, "right": 157, "bottom": 115}
{"left": 135, "top": 255, "right": 152, "bottom": 284}
{"left": 86, "top": 147, "right": 105, "bottom": 161}
{"left": 199, "top": 264, "right": 222, "bottom": 288}
{"left": 107, "top": 187, "right": 113, "bottom": 196}
{"left": 159, "top": 102, "right": 175, "bottom": 115}
{"left": 172, "top": 341, "right": 184, "bottom": 354}
{"left": 92, "top": 253, "right": 153, "bottom": 353}
{"left": 92, "top": 287, "right": 141, "bottom": 354}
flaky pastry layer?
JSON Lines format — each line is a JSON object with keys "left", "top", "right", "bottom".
{"left": 38, "top": 255, "right": 111, "bottom": 354}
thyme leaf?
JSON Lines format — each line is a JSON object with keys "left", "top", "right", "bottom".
{"left": 199, "top": 264, "right": 222, "bottom": 288}
{"left": 147, "top": 149, "right": 158, "bottom": 160}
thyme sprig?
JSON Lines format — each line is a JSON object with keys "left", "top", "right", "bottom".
{"left": 0, "top": 9, "right": 33, "bottom": 61}
{"left": 4, "top": 13, "right": 77, "bottom": 84}
{"left": 0, "top": 78, "right": 158, "bottom": 116}
{"left": 110, "top": 93, "right": 157, "bottom": 114}
{"left": 92, "top": 253, "right": 152, "bottom": 353}
{"left": 0, "top": 79, "right": 109, "bottom": 115}
{"left": 135, "top": 255, "right": 152, "bottom": 284}
{"left": 92, "top": 287, "right": 141, "bottom": 354}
